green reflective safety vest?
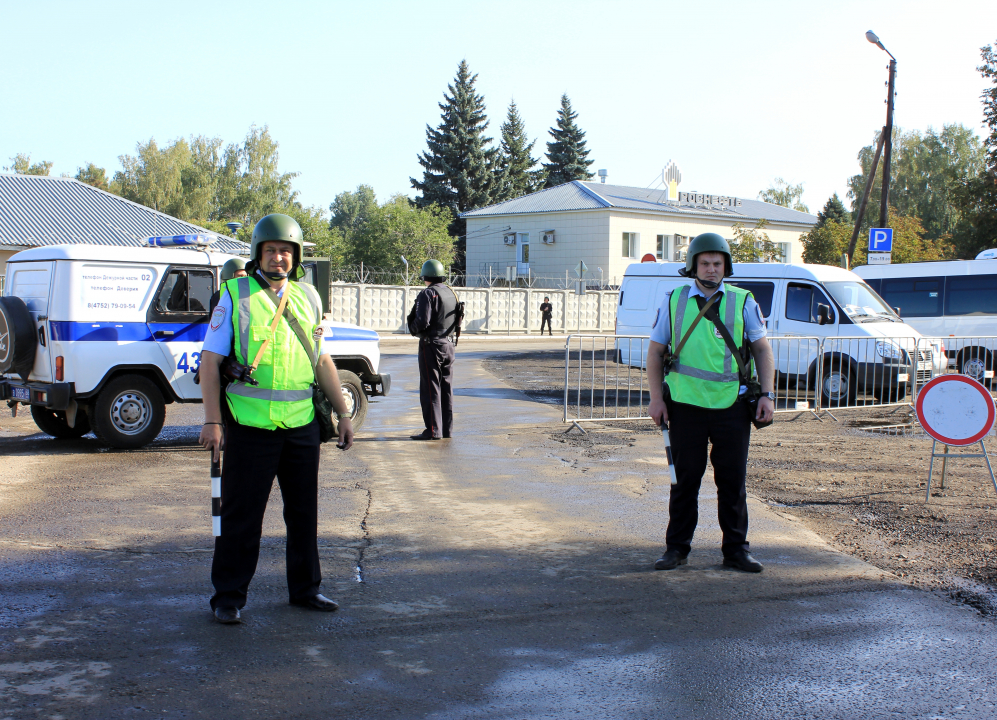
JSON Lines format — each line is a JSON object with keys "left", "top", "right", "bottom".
{"left": 224, "top": 276, "right": 323, "bottom": 430}
{"left": 665, "top": 283, "right": 750, "bottom": 409}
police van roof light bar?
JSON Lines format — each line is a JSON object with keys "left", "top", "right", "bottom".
{"left": 146, "top": 234, "right": 217, "bottom": 248}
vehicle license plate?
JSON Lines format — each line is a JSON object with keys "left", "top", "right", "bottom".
{"left": 897, "top": 373, "right": 910, "bottom": 383}
{"left": 917, "top": 361, "right": 931, "bottom": 371}
{"left": 11, "top": 386, "right": 30, "bottom": 401}
{"left": 794, "top": 401, "right": 810, "bottom": 410}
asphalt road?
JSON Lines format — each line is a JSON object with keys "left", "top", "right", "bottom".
{"left": 1, "top": 335, "right": 995, "bottom": 719}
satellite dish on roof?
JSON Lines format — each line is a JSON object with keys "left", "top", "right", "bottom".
{"left": 976, "top": 248, "right": 997, "bottom": 260}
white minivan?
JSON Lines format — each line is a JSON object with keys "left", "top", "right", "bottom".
{"left": 854, "top": 258, "right": 997, "bottom": 384}
{"left": 616, "top": 261, "right": 945, "bottom": 406}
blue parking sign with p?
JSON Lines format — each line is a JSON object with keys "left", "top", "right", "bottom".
{"left": 869, "top": 228, "right": 893, "bottom": 252}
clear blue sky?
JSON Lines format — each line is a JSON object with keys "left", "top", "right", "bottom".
{"left": 3, "top": 0, "right": 995, "bottom": 217}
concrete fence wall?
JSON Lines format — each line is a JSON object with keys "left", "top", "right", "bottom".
{"left": 327, "top": 284, "right": 618, "bottom": 334}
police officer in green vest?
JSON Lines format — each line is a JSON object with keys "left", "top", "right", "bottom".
{"left": 646, "top": 233, "right": 775, "bottom": 573}
{"left": 198, "top": 214, "right": 355, "bottom": 624}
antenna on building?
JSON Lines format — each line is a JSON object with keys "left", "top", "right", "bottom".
{"left": 597, "top": 169, "right": 608, "bottom": 184}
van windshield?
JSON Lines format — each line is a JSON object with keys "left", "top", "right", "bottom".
{"left": 823, "top": 281, "right": 900, "bottom": 322}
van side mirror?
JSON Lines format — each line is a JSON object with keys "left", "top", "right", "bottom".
{"left": 893, "top": 306, "right": 901, "bottom": 317}
{"left": 816, "top": 304, "right": 831, "bottom": 325}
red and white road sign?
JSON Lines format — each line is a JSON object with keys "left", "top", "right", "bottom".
{"left": 916, "top": 374, "right": 996, "bottom": 446}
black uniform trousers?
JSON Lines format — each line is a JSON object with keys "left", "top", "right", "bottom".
{"left": 418, "top": 337, "right": 454, "bottom": 438}
{"left": 665, "top": 398, "right": 752, "bottom": 557}
{"left": 210, "top": 419, "right": 322, "bottom": 610}
{"left": 540, "top": 315, "right": 553, "bottom": 335}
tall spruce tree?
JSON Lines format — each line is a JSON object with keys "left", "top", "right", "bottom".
{"left": 543, "top": 94, "right": 594, "bottom": 188}
{"left": 494, "top": 100, "right": 541, "bottom": 201}
{"left": 815, "top": 193, "right": 849, "bottom": 229}
{"left": 411, "top": 60, "right": 498, "bottom": 273}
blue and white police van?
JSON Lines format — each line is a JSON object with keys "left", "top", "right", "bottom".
{"left": 0, "top": 236, "right": 389, "bottom": 449}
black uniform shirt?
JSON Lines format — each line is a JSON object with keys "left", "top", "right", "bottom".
{"left": 540, "top": 302, "right": 553, "bottom": 317}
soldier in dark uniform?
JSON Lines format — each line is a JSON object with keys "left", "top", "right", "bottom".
{"left": 539, "top": 296, "right": 553, "bottom": 335}
{"left": 407, "top": 259, "right": 457, "bottom": 441}
{"left": 208, "top": 257, "right": 247, "bottom": 314}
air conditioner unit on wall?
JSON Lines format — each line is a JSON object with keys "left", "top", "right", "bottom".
{"left": 542, "top": 230, "right": 555, "bottom": 244}
{"left": 503, "top": 233, "right": 516, "bottom": 245}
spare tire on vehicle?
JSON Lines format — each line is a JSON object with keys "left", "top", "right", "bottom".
{"left": 0, "top": 296, "right": 37, "bottom": 381}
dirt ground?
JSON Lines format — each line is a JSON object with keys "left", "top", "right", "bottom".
{"left": 485, "top": 349, "right": 997, "bottom": 614}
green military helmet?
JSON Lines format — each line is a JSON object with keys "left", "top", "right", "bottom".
{"left": 420, "top": 259, "right": 446, "bottom": 279}
{"left": 250, "top": 213, "right": 305, "bottom": 279}
{"left": 220, "top": 257, "right": 247, "bottom": 282}
{"left": 684, "top": 232, "right": 734, "bottom": 278}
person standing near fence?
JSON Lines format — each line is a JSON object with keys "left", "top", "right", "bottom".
{"left": 539, "top": 296, "right": 554, "bottom": 336}
{"left": 407, "top": 259, "right": 458, "bottom": 440}
{"left": 645, "top": 232, "right": 775, "bottom": 573}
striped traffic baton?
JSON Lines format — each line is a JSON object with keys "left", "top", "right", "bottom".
{"left": 211, "top": 456, "right": 222, "bottom": 537}
{"left": 662, "top": 423, "right": 678, "bottom": 486}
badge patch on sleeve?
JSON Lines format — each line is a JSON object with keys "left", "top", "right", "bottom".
{"left": 651, "top": 309, "right": 660, "bottom": 329}
{"left": 209, "top": 305, "right": 227, "bottom": 331}
{"left": 755, "top": 304, "right": 766, "bottom": 325}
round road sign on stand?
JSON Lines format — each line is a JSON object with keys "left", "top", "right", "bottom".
{"left": 916, "top": 374, "right": 995, "bottom": 446}
{"left": 916, "top": 374, "right": 997, "bottom": 501}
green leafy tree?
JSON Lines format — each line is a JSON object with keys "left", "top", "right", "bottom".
{"left": 953, "top": 39, "right": 997, "bottom": 257}
{"left": 332, "top": 187, "right": 454, "bottom": 271}
{"left": 758, "top": 178, "right": 809, "bottom": 213}
{"left": 5, "top": 153, "right": 53, "bottom": 175}
{"left": 801, "top": 220, "right": 854, "bottom": 265}
{"left": 75, "top": 163, "right": 110, "bottom": 191}
{"left": 814, "top": 193, "right": 848, "bottom": 228}
{"left": 802, "top": 212, "right": 954, "bottom": 266}
{"left": 542, "top": 94, "right": 594, "bottom": 188}
{"left": 364, "top": 195, "right": 455, "bottom": 272}
{"left": 411, "top": 60, "right": 497, "bottom": 272}
{"left": 729, "top": 219, "right": 781, "bottom": 262}
{"left": 847, "top": 125, "right": 984, "bottom": 249}
{"left": 494, "top": 100, "right": 541, "bottom": 201}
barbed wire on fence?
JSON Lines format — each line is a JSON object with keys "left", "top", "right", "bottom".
{"left": 320, "top": 264, "right": 621, "bottom": 290}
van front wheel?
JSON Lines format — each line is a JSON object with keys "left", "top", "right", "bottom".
{"left": 89, "top": 375, "right": 166, "bottom": 449}
{"left": 821, "top": 364, "right": 855, "bottom": 408}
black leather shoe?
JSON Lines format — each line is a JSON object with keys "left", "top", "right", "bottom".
{"left": 410, "top": 430, "right": 441, "bottom": 441}
{"left": 653, "top": 549, "right": 688, "bottom": 570}
{"left": 290, "top": 594, "right": 339, "bottom": 612}
{"left": 723, "top": 551, "right": 763, "bottom": 573}
{"left": 213, "top": 606, "right": 242, "bottom": 624}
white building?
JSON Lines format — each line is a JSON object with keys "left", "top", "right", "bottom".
{"left": 0, "top": 173, "right": 247, "bottom": 284}
{"left": 463, "top": 180, "right": 817, "bottom": 287}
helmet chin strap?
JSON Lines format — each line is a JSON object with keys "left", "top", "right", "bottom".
{"left": 257, "top": 268, "right": 288, "bottom": 282}
{"left": 696, "top": 276, "right": 720, "bottom": 289}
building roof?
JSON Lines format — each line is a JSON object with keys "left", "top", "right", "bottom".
{"left": 462, "top": 180, "right": 818, "bottom": 227}
{"left": 0, "top": 173, "right": 249, "bottom": 254}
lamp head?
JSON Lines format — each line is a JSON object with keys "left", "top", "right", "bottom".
{"left": 865, "top": 30, "right": 880, "bottom": 45}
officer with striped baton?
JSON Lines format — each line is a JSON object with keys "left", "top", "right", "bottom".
{"left": 646, "top": 233, "right": 774, "bottom": 574}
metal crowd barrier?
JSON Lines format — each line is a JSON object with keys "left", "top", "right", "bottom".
{"left": 562, "top": 334, "right": 997, "bottom": 427}
{"left": 920, "top": 336, "right": 997, "bottom": 393}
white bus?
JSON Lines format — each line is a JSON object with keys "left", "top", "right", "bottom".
{"left": 853, "top": 258, "right": 997, "bottom": 383}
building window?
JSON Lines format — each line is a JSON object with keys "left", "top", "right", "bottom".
{"left": 622, "top": 232, "right": 639, "bottom": 258}
{"left": 673, "top": 234, "right": 688, "bottom": 261}
{"left": 777, "top": 242, "right": 792, "bottom": 263}
{"left": 656, "top": 234, "right": 670, "bottom": 260}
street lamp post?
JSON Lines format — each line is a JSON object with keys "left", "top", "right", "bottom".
{"left": 866, "top": 30, "right": 897, "bottom": 230}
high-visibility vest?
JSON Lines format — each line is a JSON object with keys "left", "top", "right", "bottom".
{"left": 665, "top": 283, "right": 749, "bottom": 409}
{"left": 224, "top": 276, "right": 322, "bottom": 430}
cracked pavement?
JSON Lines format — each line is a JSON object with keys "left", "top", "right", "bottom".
{"left": 0, "top": 336, "right": 995, "bottom": 719}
